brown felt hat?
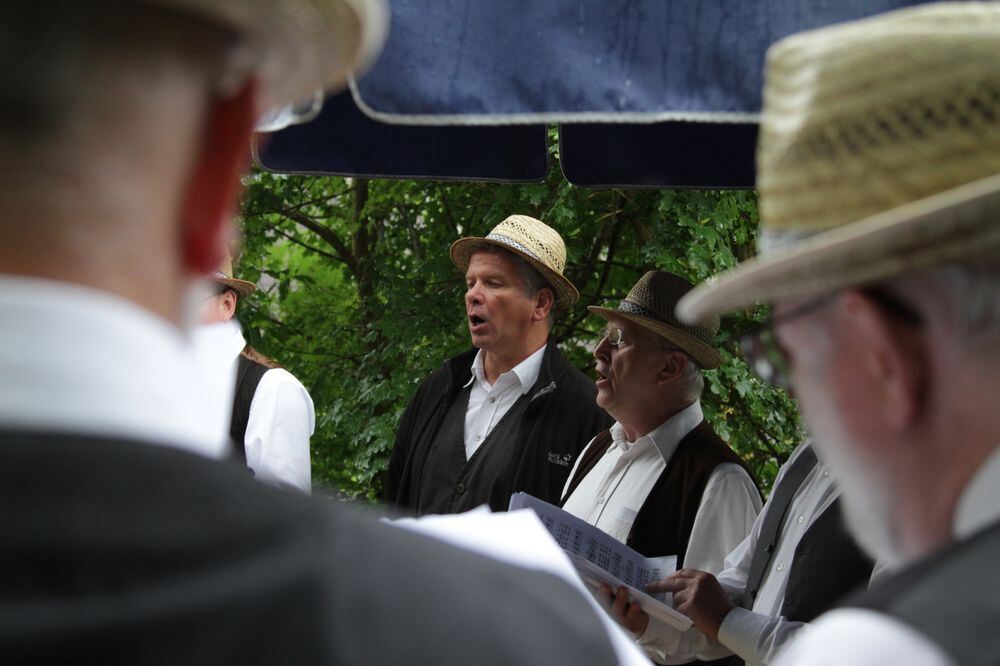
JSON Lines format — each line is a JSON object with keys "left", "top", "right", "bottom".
{"left": 450, "top": 215, "right": 580, "bottom": 310}
{"left": 678, "top": 2, "right": 1000, "bottom": 323}
{"left": 590, "top": 271, "right": 723, "bottom": 369}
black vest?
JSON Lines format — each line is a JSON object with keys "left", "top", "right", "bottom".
{"left": 230, "top": 354, "right": 269, "bottom": 466}
{"left": 846, "top": 520, "right": 1000, "bottom": 666}
{"left": 562, "top": 421, "right": 760, "bottom": 568}
{"left": 415, "top": 385, "right": 533, "bottom": 514}
{"left": 779, "top": 499, "right": 872, "bottom": 623}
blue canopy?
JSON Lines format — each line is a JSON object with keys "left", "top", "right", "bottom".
{"left": 257, "top": 0, "right": 934, "bottom": 187}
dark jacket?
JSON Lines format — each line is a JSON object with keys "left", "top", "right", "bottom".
{"left": 1, "top": 430, "right": 620, "bottom": 665}
{"left": 385, "top": 341, "right": 612, "bottom": 513}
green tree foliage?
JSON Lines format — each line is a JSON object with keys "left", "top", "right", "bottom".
{"left": 238, "top": 160, "right": 804, "bottom": 501}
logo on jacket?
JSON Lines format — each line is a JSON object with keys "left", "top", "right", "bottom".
{"left": 547, "top": 452, "right": 574, "bottom": 468}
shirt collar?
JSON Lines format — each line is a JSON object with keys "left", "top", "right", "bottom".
{"left": 610, "top": 400, "right": 704, "bottom": 464}
{"left": 954, "top": 444, "right": 1000, "bottom": 539}
{"left": 464, "top": 344, "right": 546, "bottom": 394}
{"left": 0, "top": 275, "right": 231, "bottom": 459}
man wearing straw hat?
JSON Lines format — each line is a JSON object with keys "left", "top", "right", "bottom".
{"left": 198, "top": 255, "right": 315, "bottom": 493}
{"left": 0, "top": 3, "right": 640, "bottom": 663}
{"left": 560, "top": 270, "right": 762, "bottom": 663}
{"left": 385, "top": 215, "right": 612, "bottom": 515}
{"left": 674, "top": 4, "right": 1000, "bottom": 664}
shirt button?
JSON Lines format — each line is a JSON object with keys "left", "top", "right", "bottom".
{"left": 776, "top": 562, "right": 785, "bottom": 572}
{"left": 476, "top": 435, "right": 482, "bottom": 441}
{"left": 823, "top": 469, "right": 831, "bottom": 478}
{"left": 797, "top": 515, "right": 805, "bottom": 524}
{"left": 455, "top": 483, "right": 466, "bottom": 494}
{"left": 489, "top": 397, "right": 496, "bottom": 403}
{"left": 597, "top": 496, "right": 605, "bottom": 505}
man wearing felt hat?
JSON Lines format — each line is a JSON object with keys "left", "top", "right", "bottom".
{"left": 197, "top": 254, "right": 315, "bottom": 493}
{"left": 560, "top": 270, "right": 763, "bottom": 663}
{"left": 674, "top": 4, "right": 1000, "bottom": 664}
{"left": 0, "top": 2, "right": 640, "bottom": 663}
{"left": 385, "top": 215, "right": 613, "bottom": 515}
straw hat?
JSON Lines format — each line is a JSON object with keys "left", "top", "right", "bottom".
{"left": 590, "top": 271, "right": 723, "bottom": 369}
{"left": 450, "top": 215, "right": 581, "bottom": 309}
{"left": 212, "top": 255, "right": 257, "bottom": 299}
{"left": 150, "top": 0, "right": 388, "bottom": 108}
{"left": 678, "top": 2, "right": 1000, "bottom": 323}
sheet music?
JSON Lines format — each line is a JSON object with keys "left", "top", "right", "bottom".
{"left": 509, "top": 492, "right": 692, "bottom": 630}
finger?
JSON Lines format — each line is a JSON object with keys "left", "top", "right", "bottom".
{"left": 646, "top": 578, "right": 678, "bottom": 594}
{"left": 671, "top": 568, "right": 700, "bottom": 579}
{"left": 612, "top": 586, "right": 630, "bottom": 617}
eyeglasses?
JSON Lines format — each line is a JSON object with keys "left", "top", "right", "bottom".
{"left": 738, "top": 288, "right": 923, "bottom": 389}
{"left": 599, "top": 324, "right": 627, "bottom": 348}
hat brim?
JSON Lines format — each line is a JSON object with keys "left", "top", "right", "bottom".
{"left": 214, "top": 277, "right": 257, "bottom": 299}
{"left": 678, "top": 172, "right": 1000, "bottom": 324}
{"left": 451, "top": 236, "right": 581, "bottom": 310}
{"left": 166, "top": 0, "right": 388, "bottom": 108}
{"left": 588, "top": 306, "right": 724, "bottom": 370}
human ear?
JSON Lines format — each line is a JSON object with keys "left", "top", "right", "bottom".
{"left": 657, "top": 350, "right": 687, "bottom": 383}
{"left": 179, "top": 77, "right": 260, "bottom": 277}
{"left": 532, "top": 287, "right": 555, "bottom": 322}
{"left": 838, "top": 290, "right": 926, "bottom": 429}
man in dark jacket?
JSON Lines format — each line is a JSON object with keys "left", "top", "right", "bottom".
{"left": 385, "top": 215, "right": 612, "bottom": 514}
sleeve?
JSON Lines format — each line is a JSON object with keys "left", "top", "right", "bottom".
{"left": 244, "top": 368, "right": 315, "bottom": 493}
{"left": 384, "top": 377, "right": 433, "bottom": 506}
{"left": 683, "top": 463, "right": 763, "bottom": 574}
{"left": 771, "top": 609, "right": 954, "bottom": 666}
{"left": 638, "top": 480, "right": 763, "bottom": 664}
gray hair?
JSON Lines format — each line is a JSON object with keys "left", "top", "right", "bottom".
{"left": 677, "top": 353, "right": 705, "bottom": 402}
{"left": 654, "top": 337, "right": 704, "bottom": 402}
{"left": 894, "top": 258, "right": 1000, "bottom": 353}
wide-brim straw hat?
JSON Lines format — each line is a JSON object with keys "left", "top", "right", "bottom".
{"left": 212, "top": 255, "right": 257, "bottom": 299}
{"left": 153, "top": 0, "right": 389, "bottom": 109}
{"left": 450, "top": 215, "right": 581, "bottom": 310}
{"left": 590, "top": 271, "right": 723, "bottom": 369}
{"left": 678, "top": 3, "right": 1000, "bottom": 323}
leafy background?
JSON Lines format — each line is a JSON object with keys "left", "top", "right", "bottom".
{"left": 238, "top": 149, "right": 804, "bottom": 501}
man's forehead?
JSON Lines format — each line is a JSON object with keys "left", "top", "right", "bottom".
{"left": 606, "top": 316, "right": 657, "bottom": 343}
{"left": 466, "top": 249, "right": 521, "bottom": 275}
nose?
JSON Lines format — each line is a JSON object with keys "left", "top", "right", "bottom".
{"left": 594, "top": 334, "right": 611, "bottom": 361}
{"left": 466, "top": 280, "right": 483, "bottom": 306}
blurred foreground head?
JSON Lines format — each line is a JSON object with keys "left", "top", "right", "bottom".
{"left": 678, "top": 2, "right": 1000, "bottom": 568}
{"left": 0, "top": 0, "right": 385, "bottom": 324}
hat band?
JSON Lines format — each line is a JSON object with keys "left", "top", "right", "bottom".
{"left": 486, "top": 233, "right": 544, "bottom": 266}
{"left": 213, "top": 271, "right": 232, "bottom": 280}
{"left": 618, "top": 299, "right": 674, "bottom": 325}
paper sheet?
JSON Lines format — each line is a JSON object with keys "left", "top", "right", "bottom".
{"left": 509, "top": 492, "right": 692, "bottom": 630}
{"left": 390, "top": 507, "right": 654, "bottom": 665}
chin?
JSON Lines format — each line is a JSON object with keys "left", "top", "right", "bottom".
{"left": 811, "top": 425, "right": 907, "bottom": 568}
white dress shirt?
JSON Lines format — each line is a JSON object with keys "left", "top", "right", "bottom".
{"left": 463, "top": 345, "right": 545, "bottom": 460}
{"left": 0, "top": 275, "right": 230, "bottom": 458}
{"left": 195, "top": 323, "right": 314, "bottom": 493}
{"left": 633, "top": 441, "right": 864, "bottom": 664}
{"left": 563, "top": 401, "right": 761, "bottom": 572}
{"left": 772, "top": 445, "right": 1000, "bottom": 666}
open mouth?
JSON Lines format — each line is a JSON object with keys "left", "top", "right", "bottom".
{"left": 469, "top": 314, "right": 488, "bottom": 331}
